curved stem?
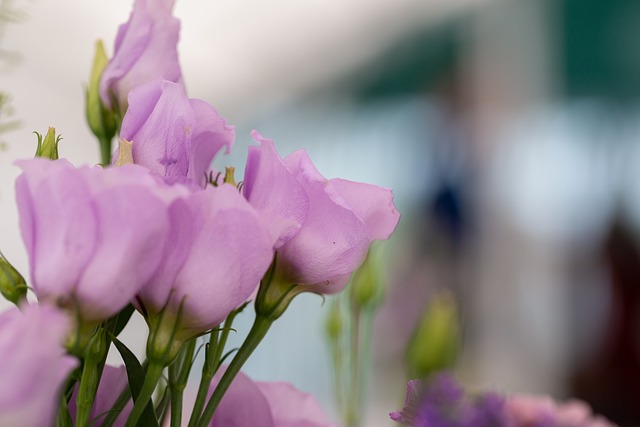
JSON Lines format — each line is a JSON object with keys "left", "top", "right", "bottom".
{"left": 124, "top": 360, "right": 164, "bottom": 427}
{"left": 196, "top": 315, "right": 272, "bottom": 427}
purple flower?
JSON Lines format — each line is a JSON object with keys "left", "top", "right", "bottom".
{"left": 15, "top": 158, "right": 182, "bottom": 322}
{"left": 136, "top": 183, "right": 274, "bottom": 338}
{"left": 119, "top": 79, "right": 234, "bottom": 186}
{"left": 100, "top": 0, "right": 182, "bottom": 111}
{"left": 255, "top": 381, "right": 337, "bottom": 427}
{"left": 390, "top": 374, "right": 507, "bottom": 427}
{"left": 196, "top": 367, "right": 335, "bottom": 427}
{"left": 0, "top": 304, "right": 77, "bottom": 427}
{"left": 391, "top": 376, "right": 616, "bottom": 427}
{"left": 243, "top": 131, "right": 400, "bottom": 294}
{"left": 69, "top": 365, "right": 132, "bottom": 427}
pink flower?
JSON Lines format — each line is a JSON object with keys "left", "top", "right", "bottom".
{"left": 243, "top": 131, "right": 400, "bottom": 293}
{"left": 255, "top": 381, "right": 337, "bottom": 427}
{"left": 69, "top": 365, "right": 132, "bottom": 427}
{"left": 0, "top": 304, "right": 77, "bottom": 427}
{"left": 505, "top": 395, "right": 616, "bottom": 427}
{"left": 15, "top": 158, "right": 183, "bottom": 322}
{"left": 100, "top": 0, "right": 182, "bottom": 111}
{"left": 119, "top": 79, "right": 234, "bottom": 186}
{"left": 198, "top": 367, "right": 335, "bottom": 427}
{"left": 136, "top": 183, "right": 274, "bottom": 338}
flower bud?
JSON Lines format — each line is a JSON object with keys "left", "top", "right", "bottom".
{"left": 0, "top": 253, "right": 27, "bottom": 305}
{"left": 86, "top": 40, "right": 117, "bottom": 140}
{"left": 34, "top": 127, "right": 61, "bottom": 160}
{"left": 406, "top": 290, "right": 460, "bottom": 379}
{"left": 349, "top": 245, "right": 385, "bottom": 310}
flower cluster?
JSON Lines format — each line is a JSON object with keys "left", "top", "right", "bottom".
{"left": 0, "top": 0, "right": 400, "bottom": 426}
{"left": 391, "top": 374, "right": 615, "bottom": 427}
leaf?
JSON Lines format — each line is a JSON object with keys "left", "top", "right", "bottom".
{"left": 104, "top": 304, "right": 135, "bottom": 337}
{"left": 111, "top": 336, "right": 159, "bottom": 427}
{"left": 215, "top": 348, "right": 239, "bottom": 371}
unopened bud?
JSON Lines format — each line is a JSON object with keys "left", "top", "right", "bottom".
{"left": 0, "top": 253, "right": 27, "bottom": 305}
{"left": 406, "top": 290, "right": 460, "bottom": 379}
{"left": 349, "top": 245, "right": 385, "bottom": 310}
{"left": 34, "top": 128, "right": 61, "bottom": 160}
{"left": 86, "top": 40, "right": 117, "bottom": 141}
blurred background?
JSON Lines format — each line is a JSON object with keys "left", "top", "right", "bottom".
{"left": 2, "top": 0, "right": 640, "bottom": 425}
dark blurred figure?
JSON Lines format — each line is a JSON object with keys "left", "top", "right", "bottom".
{"left": 571, "top": 219, "right": 640, "bottom": 426}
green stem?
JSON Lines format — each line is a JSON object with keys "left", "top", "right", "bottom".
{"left": 98, "top": 135, "right": 112, "bottom": 166}
{"left": 187, "top": 330, "right": 218, "bottom": 427}
{"left": 188, "top": 307, "right": 242, "bottom": 427}
{"left": 75, "top": 358, "right": 102, "bottom": 427}
{"left": 124, "top": 360, "right": 164, "bottom": 427}
{"left": 170, "top": 339, "right": 196, "bottom": 427}
{"left": 346, "top": 307, "right": 362, "bottom": 427}
{"left": 196, "top": 315, "right": 273, "bottom": 427}
{"left": 55, "top": 394, "right": 73, "bottom": 427}
{"left": 169, "top": 362, "right": 183, "bottom": 427}
{"left": 212, "top": 310, "right": 240, "bottom": 370}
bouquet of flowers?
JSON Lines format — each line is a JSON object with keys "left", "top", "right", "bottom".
{"left": 0, "top": 1, "right": 622, "bottom": 426}
{"left": 0, "top": 0, "right": 400, "bottom": 425}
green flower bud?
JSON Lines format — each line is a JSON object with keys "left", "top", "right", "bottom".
{"left": 349, "top": 245, "right": 385, "bottom": 310}
{"left": 34, "top": 127, "right": 61, "bottom": 160}
{"left": 84, "top": 327, "right": 108, "bottom": 364}
{"left": 0, "top": 252, "right": 27, "bottom": 305}
{"left": 406, "top": 290, "right": 460, "bottom": 379}
{"left": 86, "top": 40, "right": 117, "bottom": 141}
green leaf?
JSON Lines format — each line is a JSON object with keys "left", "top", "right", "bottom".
{"left": 111, "top": 337, "right": 159, "bottom": 427}
{"left": 216, "top": 348, "right": 239, "bottom": 371}
{"left": 104, "top": 304, "right": 135, "bottom": 337}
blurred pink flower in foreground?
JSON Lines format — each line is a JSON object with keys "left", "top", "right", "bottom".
{"left": 0, "top": 304, "right": 77, "bottom": 427}
{"left": 197, "top": 366, "right": 335, "bottom": 427}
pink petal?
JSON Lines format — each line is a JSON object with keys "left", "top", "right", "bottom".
{"left": 244, "top": 131, "right": 309, "bottom": 248}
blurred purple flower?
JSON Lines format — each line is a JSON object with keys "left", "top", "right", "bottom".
{"left": 197, "top": 367, "right": 334, "bottom": 427}
{"left": 243, "top": 131, "right": 400, "bottom": 294}
{"left": 136, "top": 183, "right": 274, "bottom": 338}
{"left": 15, "top": 158, "right": 183, "bottom": 322}
{"left": 100, "top": 0, "right": 182, "bottom": 111}
{"left": 390, "top": 374, "right": 505, "bottom": 427}
{"left": 0, "top": 304, "right": 77, "bottom": 427}
{"left": 391, "top": 375, "right": 616, "bottom": 427}
{"left": 119, "top": 79, "right": 234, "bottom": 186}
{"left": 69, "top": 365, "right": 132, "bottom": 427}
